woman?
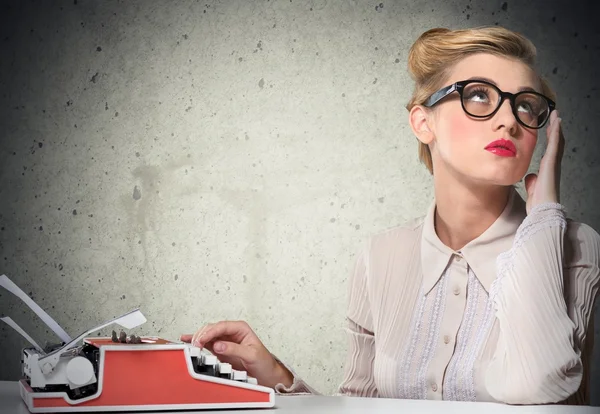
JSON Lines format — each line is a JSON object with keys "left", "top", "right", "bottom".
{"left": 181, "top": 26, "right": 600, "bottom": 405}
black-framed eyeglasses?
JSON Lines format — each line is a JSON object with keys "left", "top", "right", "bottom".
{"left": 423, "top": 79, "right": 556, "bottom": 129}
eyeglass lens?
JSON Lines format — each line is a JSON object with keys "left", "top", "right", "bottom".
{"left": 461, "top": 82, "right": 549, "bottom": 128}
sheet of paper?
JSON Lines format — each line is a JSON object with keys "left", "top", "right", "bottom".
{"left": 0, "top": 316, "right": 44, "bottom": 353}
{"left": 0, "top": 274, "right": 72, "bottom": 343}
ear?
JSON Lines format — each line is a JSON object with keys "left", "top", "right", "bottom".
{"left": 409, "top": 105, "right": 435, "bottom": 145}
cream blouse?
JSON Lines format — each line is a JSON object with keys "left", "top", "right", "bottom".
{"left": 275, "top": 189, "right": 600, "bottom": 405}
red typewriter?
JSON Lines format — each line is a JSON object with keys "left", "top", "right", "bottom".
{"left": 1, "top": 274, "right": 274, "bottom": 412}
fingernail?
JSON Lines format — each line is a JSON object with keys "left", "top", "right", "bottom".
{"left": 214, "top": 342, "right": 225, "bottom": 353}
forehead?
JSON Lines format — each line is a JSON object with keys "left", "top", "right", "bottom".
{"left": 447, "top": 53, "right": 541, "bottom": 93}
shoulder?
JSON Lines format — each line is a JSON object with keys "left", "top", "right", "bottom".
{"left": 564, "top": 219, "right": 600, "bottom": 268}
{"left": 364, "top": 215, "right": 425, "bottom": 260}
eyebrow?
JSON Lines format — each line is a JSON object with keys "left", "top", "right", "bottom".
{"left": 466, "top": 76, "right": 538, "bottom": 93}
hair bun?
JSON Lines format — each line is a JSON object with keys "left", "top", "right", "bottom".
{"left": 407, "top": 28, "right": 451, "bottom": 83}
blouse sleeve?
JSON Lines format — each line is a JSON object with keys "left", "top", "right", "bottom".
{"left": 274, "top": 243, "right": 378, "bottom": 397}
{"left": 336, "top": 243, "right": 378, "bottom": 397}
{"left": 485, "top": 203, "right": 600, "bottom": 405}
{"left": 272, "top": 354, "right": 320, "bottom": 395}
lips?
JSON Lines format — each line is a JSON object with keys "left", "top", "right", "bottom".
{"left": 484, "top": 139, "right": 517, "bottom": 157}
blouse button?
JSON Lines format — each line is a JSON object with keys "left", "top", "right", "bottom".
{"left": 444, "top": 335, "right": 450, "bottom": 344}
{"left": 455, "top": 255, "right": 462, "bottom": 262}
{"left": 453, "top": 286, "right": 460, "bottom": 296}
{"left": 432, "top": 383, "right": 438, "bottom": 392}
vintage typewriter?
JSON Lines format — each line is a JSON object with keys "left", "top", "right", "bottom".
{"left": 1, "top": 274, "right": 274, "bottom": 412}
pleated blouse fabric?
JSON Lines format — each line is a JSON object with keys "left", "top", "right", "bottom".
{"left": 275, "top": 189, "right": 600, "bottom": 405}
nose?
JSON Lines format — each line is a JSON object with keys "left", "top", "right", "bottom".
{"left": 492, "top": 97, "right": 518, "bottom": 135}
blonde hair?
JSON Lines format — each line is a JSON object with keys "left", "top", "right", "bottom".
{"left": 405, "top": 26, "right": 556, "bottom": 174}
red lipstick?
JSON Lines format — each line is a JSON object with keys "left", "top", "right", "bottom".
{"left": 484, "top": 139, "right": 517, "bottom": 157}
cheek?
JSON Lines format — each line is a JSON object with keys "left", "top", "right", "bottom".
{"left": 439, "top": 110, "right": 479, "bottom": 155}
{"left": 448, "top": 114, "right": 476, "bottom": 143}
{"left": 519, "top": 131, "right": 538, "bottom": 158}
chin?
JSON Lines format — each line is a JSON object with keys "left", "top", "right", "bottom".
{"left": 464, "top": 167, "right": 525, "bottom": 187}
{"left": 478, "top": 174, "right": 523, "bottom": 187}
{"left": 439, "top": 156, "right": 528, "bottom": 187}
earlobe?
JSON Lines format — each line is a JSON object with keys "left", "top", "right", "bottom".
{"left": 409, "top": 105, "right": 434, "bottom": 145}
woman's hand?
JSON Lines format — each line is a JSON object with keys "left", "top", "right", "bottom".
{"left": 180, "top": 320, "right": 293, "bottom": 389}
{"left": 524, "top": 110, "right": 565, "bottom": 214}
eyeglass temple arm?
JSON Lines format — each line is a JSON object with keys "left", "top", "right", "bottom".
{"left": 424, "top": 84, "right": 458, "bottom": 107}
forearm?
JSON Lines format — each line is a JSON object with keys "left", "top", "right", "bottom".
{"left": 486, "top": 203, "right": 582, "bottom": 404}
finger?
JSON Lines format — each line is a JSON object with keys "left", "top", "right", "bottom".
{"left": 180, "top": 334, "right": 193, "bottom": 343}
{"left": 193, "top": 320, "right": 251, "bottom": 348}
{"left": 556, "top": 118, "right": 565, "bottom": 163}
{"left": 524, "top": 173, "right": 537, "bottom": 196}
{"left": 543, "top": 111, "right": 561, "bottom": 162}
{"left": 201, "top": 342, "right": 246, "bottom": 371}
{"left": 211, "top": 340, "right": 258, "bottom": 364}
{"left": 191, "top": 324, "right": 212, "bottom": 348}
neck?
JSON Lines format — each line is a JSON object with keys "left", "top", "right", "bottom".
{"left": 433, "top": 172, "right": 511, "bottom": 251}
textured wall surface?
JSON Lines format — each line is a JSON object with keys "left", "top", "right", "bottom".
{"left": 1, "top": 0, "right": 599, "bottom": 402}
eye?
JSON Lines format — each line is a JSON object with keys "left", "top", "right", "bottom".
{"left": 517, "top": 102, "right": 533, "bottom": 114}
{"left": 517, "top": 98, "right": 543, "bottom": 116}
{"left": 465, "top": 87, "right": 491, "bottom": 103}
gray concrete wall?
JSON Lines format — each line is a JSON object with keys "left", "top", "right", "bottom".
{"left": 1, "top": 0, "right": 599, "bottom": 402}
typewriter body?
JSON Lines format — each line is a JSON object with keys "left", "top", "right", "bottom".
{"left": 1, "top": 274, "right": 274, "bottom": 412}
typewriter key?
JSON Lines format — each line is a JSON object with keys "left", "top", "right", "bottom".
{"left": 232, "top": 370, "right": 248, "bottom": 382}
{"left": 198, "top": 354, "right": 217, "bottom": 376}
{"left": 217, "top": 363, "right": 232, "bottom": 379}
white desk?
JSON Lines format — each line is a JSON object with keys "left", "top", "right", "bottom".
{"left": 0, "top": 381, "right": 597, "bottom": 414}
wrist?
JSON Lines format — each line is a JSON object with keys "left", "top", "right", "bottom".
{"left": 267, "top": 358, "right": 294, "bottom": 389}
